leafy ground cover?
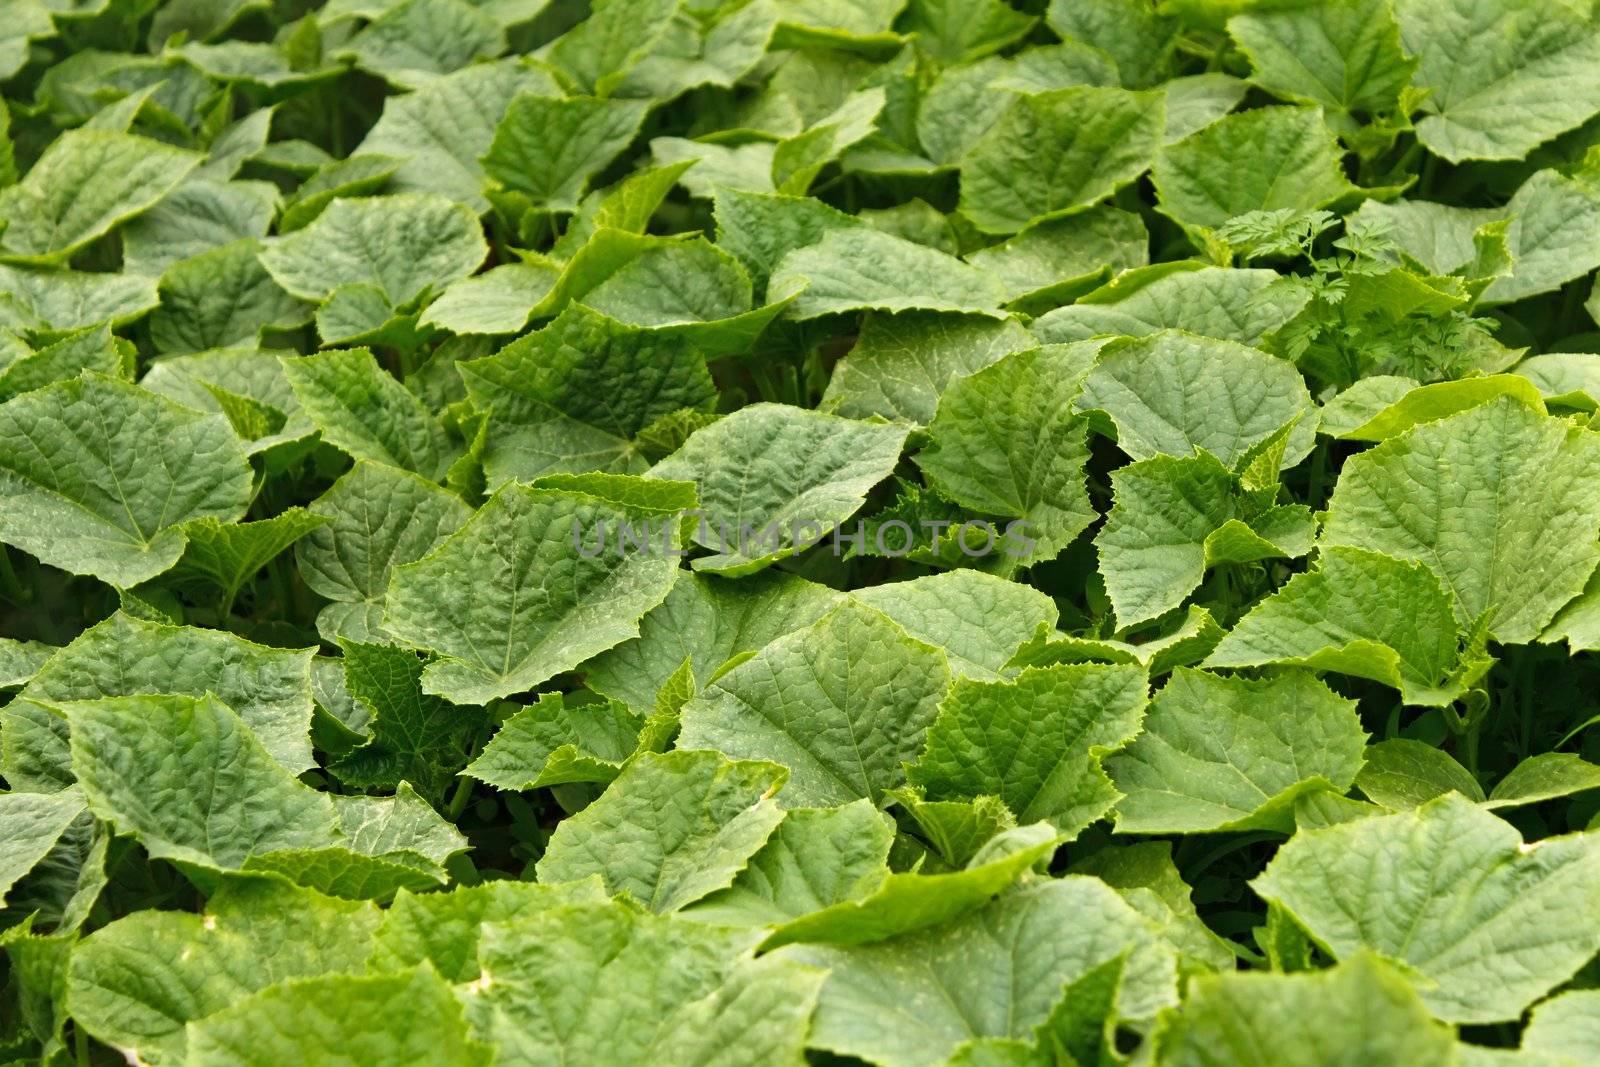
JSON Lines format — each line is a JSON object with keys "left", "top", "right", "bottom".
{"left": 6, "top": 0, "right": 1600, "bottom": 1062}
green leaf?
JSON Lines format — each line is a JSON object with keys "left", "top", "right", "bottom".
{"left": 909, "top": 663, "right": 1147, "bottom": 834}
{"left": 464, "top": 899, "right": 823, "bottom": 1066}
{"left": 769, "top": 227, "right": 1008, "bottom": 319}
{"left": 482, "top": 94, "right": 648, "bottom": 212}
{"left": 1523, "top": 989, "right": 1600, "bottom": 1063}
{"left": 1330, "top": 374, "right": 1547, "bottom": 442}
{"left": 1483, "top": 164, "right": 1600, "bottom": 304}
{"left": 355, "top": 58, "right": 561, "bottom": 212}
{"left": 0, "top": 129, "right": 198, "bottom": 261}
{"left": 1227, "top": 0, "right": 1417, "bottom": 128}
{"left": 1032, "top": 264, "right": 1310, "bottom": 347}
{"left": 2, "top": 613, "right": 314, "bottom": 792}
{"left": 683, "top": 799, "right": 895, "bottom": 927}
{"left": 0, "top": 265, "right": 160, "bottom": 331}
{"left": 1154, "top": 105, "right": 1356, "bottom": 233}
{"left": 188, "top": 968, "right": 491, "bottom": 1066}
{"left": 1067, "top": 841, "right": 1237, "bottom": 973}
{"left": 964, "top": 206, "right": 1149, "bottom": 313}
{"left": 1096, "top": 451, "right": 1315, "bottom": 628}
{"left": 1252, "top": 793, "right": 1600, "bottom": 1022}
{"left": 296, "top": 461, "right": 472, "bottom": 644}
{"left": 166, "top": 509, "right": 326, "bottom": 605}
{"left": 900, "top": 0, "right": 1034, "bottom": 63}
{"left": 1107, "top": 668, "right": 1366, "bottom": 833}
{"left": 370, "top": 878, "right": 609, "bottom": 983}
{"left": 331, "top": 641, "right": 486, "bottom": 803}
{"left": 342, "top": 0, "right": 505, "bottom": 89}
{"left": 853, "top": 570, "right": 1058, "bottom": 679}
{"left": 648, "top": 403, "right": 907, "bottom": 574}
{"left": 711, "top": 186, "right": 858, "bottom": 297}
{"left": 460, "top": 304, "right": 716, "bottom": 486}
{"left": 582, "top": 569, "right": 843, "bottom": 711}
{"left": 678, "top": 600, "right": 952, "bottom": 806}
{"left": 1396, "top": 0, "right": 1600, "bottom": 162}
{"left": 1010, "top": 606, "right": 1226, "bottom": 678}
{"left": 466, "top": 691, "right": 644, "bottom": 789}
{"left": 0, "top": 791, "right": 86, "bottom": 907}
{"left": 121, "top": 179, "right": 279, "bottom": 278}
{"left": 1354, "top": 737, "right": 1485, "bottom": 809}
{"left": 821, "top": 311, "right": 1034, "bottom": 426}
{"left": 959, "top": 86, "right": 1164, "bottom": 235}
{"left": 1044, "top": 0, "right": 1178, "bottom": 88}
{"left": 1487, "top": 753, "right": 1600, "bottom": 809}
{"left": 783, "top": 878, "right": 1179, "bottom": 1067}
{"left": 64, "top": 692, "right": 338, "bottom": 870}
{"left": 419, "top": 262, "right": 559, "bottom": 336}
{"left": 535, "top": 749, "right": 786, "bottom": 913}
{"left": 384, "top": 481, "right": 683, "bottom": 704}
{"left": 0, "top": 375, "right": 253, "bottom": 587}
{"left": 0, "top": 324, "right": 133, "bottom": 402}
{"left": 1077, "top": 330, "right": 1313, "bottom": 469}
{"left": 281, "top": 348, "right": 456, "bottom": 481}
{"left": 279, "top": 155, "right": 402, "bottom": 233}
{"left": 1159, "top": 953, "right": 1461, "bottom": 1067}
{"left": 916, "top": 342, "right": 1101, "bottom": 566}
{"left": 760, "top": 823, "right": 1061, "bottom": 949}
{"left": 1321, "top": 396, "right": 1600, "bottom": 643}
{"left": 1207, "top": 546, "right": 1489, "bottom": 706}
{"left": 1162, "top": 72, "right": 1249, "bottom": 143}
{"left": 68, "top": 876, "right": 381, "bottom": 1064}
{"left": 259, "top": 193, "right": 487, "bottom": 305}
{"left": 150, "top": 239, "right": 309, "bottom": 354}
{"left": 546, "top": 0, "right": 679, "bottom": 94}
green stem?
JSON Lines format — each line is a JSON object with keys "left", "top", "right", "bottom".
{"left": 75, "top": 1024, "right": 89, "bottom": 1067}
{"left": 445, "top": 773, "right": 474, "bottom": 822}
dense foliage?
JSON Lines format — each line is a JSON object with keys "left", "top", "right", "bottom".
{"left": 5, "top": 0, "right": 1600, "bottom": 1062}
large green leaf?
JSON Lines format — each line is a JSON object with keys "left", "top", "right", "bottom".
{"left": 1153, "top": 105, "right": 1356, "bottom": 233}
{"left": 1252, "top": 794, "right": 1600, "bottom": 1023}
{"left": 1321, "top": 396, "right": 1600, "bottom": 643}
{"left": 820, "top": 311, "right": 1034, "bottom": 426}
{"left": 1097, "top": 452, "right": 1315, "bottom": 627}
{"left": 0, "top": 129, "right": 197, "bottom": 261}
{"left": 783, "top": 878, "right": 1179, "bottom": 1067}
{"left": 463, "top": 899, "right": 822, "bottom": 1066}
{"left": 582, "top": 569, "right": 843, "bottom": 711}
{"left": 677, "top": 600, "right": 952, "bottom": 807}
{"left": 383, "top": 481, "right": 683, "bottom": 703}
{"left": 258, "top": 193, "right": 486, "bottom": 306}
{"left": 1227, "top": 0, "right": 1416, "bottom": 129}
{"left": 1159, "top": 953, "right": 1461, "bottom": 1067}
{"left": 908, "top": 663, "right": 1147, "bottom": 833}
{"left": 959, "top": 86, "right": 1164, "bottom": 234}
{"left": 296, "top": 461, "right": 472, "bottom": 644}
{"left": 355, "top": 59, "right": 559, "bottom": 212}
{"left": 189, "top": 968, "right": 491, "bottom": 1066}
{"left": 1076, "top": 330, "right": 1313, "bottom": 469}
{"left": 459, "top": 304, "right": 716, "bottom": 486}
{"left": 916, "top": 342, "right": 1101, "bottom": 566}
{"left": 1032, "top": 265, "right": 1310, "bottom": 347}
{"left": 1206, "top": 545, "right": 1489, "bottom": 706}
{"left": 1396, "top": 0, "right": 1600, "bottom": 162}
{"left": 69, "top": 876, "right": 381, "bottom": 1064}
{"left": 648, "top": 403, "right": 908, "bottom": 574}
{"left": 535, "top": 750, "right": 787, "bottom": 913}
{"left": 768, "top": 227, "right": 1008, "bottom": 319}
{"left": 282, "top": 348, "right": 456, "bottom": 480}
{"left": 1107, "top": 668, "right": 1367, "bottom": 833}
{"left": 0, "top": 375, "right": 252, "bottom": 587}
